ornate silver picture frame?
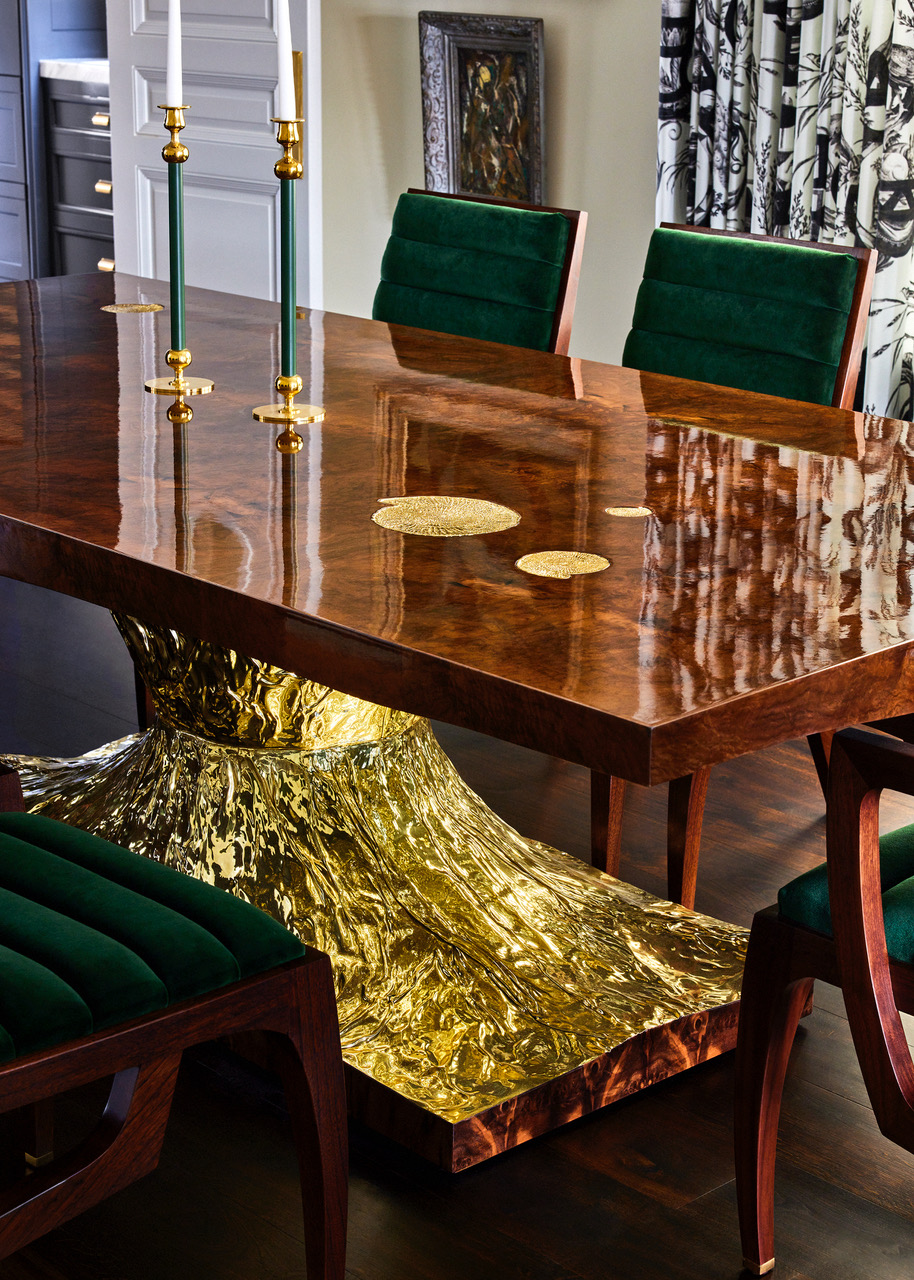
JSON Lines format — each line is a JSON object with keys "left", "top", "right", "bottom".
{"left": 419, "top": 12, "right": 546, "bottom": 204}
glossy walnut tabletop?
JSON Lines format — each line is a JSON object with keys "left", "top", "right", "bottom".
{"left": 1, "top": 272, "right": 912, "bottom": 786}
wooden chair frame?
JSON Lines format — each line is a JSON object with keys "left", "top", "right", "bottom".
{"left": 734, "top": 727, "right": 914, "bottom": 1274}
{"left": 0, "top": 766, "right": 348, "bottom": 1276}
{"left": 592, "top": 227, "right": 877, "bottom": 908}
{"left": 405, "top": 188, "right": 588, "bottom": 357}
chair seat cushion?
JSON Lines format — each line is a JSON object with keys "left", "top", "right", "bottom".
{"left": 778, "top": 822, "right": 914, "bottom": 962}
{"left": 0, "top": 813, "right": 305, "bottom": 1065}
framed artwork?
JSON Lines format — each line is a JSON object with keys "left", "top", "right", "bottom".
{"left": 418, "top": 13, "right": 546, "bottom": 204}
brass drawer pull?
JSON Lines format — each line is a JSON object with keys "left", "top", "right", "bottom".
{"left": 97, "top": 257, "right": 115, "bottom": 272}
{"left": 94, "top": 179, "right": 112, "bottom": 195}
{"left": 91, "top": 112, "right": 110, "bottom": 128}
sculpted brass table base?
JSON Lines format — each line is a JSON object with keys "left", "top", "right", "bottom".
{"left": 5, "top": 619, "right": 746, "bottom": 1171}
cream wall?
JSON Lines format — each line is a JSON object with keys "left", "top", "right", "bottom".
{"left": 320, "top": 0, "right": 659, "bottom": 364}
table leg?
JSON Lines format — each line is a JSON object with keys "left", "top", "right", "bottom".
{"left": 2, "top": 618, "right": 746, "bottom": 1170}
{"left": 667, "top": 768, "right": 711, "bottom": 910}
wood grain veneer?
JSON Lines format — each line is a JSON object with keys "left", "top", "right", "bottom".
{"left": 0, "top": 273, "right": 909, "bottom": 787}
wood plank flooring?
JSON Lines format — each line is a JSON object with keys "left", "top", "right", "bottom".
{"left": 2, "top": 579, "right": 914, "bottom": 1279}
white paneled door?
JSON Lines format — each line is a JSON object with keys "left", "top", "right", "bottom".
{"left": 107, "top": 0, "right": 321, "bottom": 305}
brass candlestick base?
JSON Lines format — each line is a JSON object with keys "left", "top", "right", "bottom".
{"left": 146, "top": 347, "right": 215, "bottom": 406}
{"left": 253, "top": 373, "right": 324, "bottom": 434}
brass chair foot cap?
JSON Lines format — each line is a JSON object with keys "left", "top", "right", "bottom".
{"left": 25, "top": 1151, "right": 54, "bottom": 1169}
{"left": 742, "top": 1258, "right": 775, "bottom": 1275}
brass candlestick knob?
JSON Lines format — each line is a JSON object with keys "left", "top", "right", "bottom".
{"left": 272, "top": 118, "right": 303, "bottom": 180}
{"left": 160, "top": 106, "right": 189, "bottom": 163}
{"left": 253, "top": 372, "right": 325, "bottom": 431}
{"left": 146, "top": 346, "right": 214, "bottom": 402}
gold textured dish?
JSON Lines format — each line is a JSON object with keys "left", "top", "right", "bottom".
{"left": 100, "top": 303, "right": 164, "bottom": 313}
{"left": 516, "top": 550, "right": 610, "bottom": 579}
{"left": 605, "top": 505, "right": 653, "bottom": 518}
{"left": 372, "top": 495, "right": 520, "bottom": 537}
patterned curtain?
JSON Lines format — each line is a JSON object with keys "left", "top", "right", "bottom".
{"left": 656, "top": 0, "right": 914, "bottom": 420}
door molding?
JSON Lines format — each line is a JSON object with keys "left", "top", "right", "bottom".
{"left": 108, "top": 0, "right": 322, "bottom": 307}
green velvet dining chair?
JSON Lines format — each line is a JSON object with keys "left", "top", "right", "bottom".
{"left": 0, "top": 762, "right": 347, "bottom": 1276}
{"left": 372, "top": 189, "right": 588, "bottom": 356}
{"left": 623, "top": 225, "right": 874, "bottom": 408}
{"left": 592, "top": 225, "right": 876, "bottom": 909}
{"left": 734, "top": 726, "right": 914, "bottom": 1274}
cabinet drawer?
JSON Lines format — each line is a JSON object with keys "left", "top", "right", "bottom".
{"left": 53, "top": 154, "right": 113, "bottom": 211}
{"left": 0, "top": 187, "right": 29, "bottom": 281}
{"left": 55, "top": 227, "right": 115, "bottom": 275}
{"left": 49, "top": 127, "right": 111, "bottom": 162}
{"left": 49, "top": 97, "right": 110, "bottom": 135}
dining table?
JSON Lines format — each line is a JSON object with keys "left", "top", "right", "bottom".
{"left": 1, "top": 271, "right": 913, "bottom": 1172}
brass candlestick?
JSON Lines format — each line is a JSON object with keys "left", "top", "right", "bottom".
{"left": 145, "top": 105, "right": 214, "bottom": 416}
{"left": 274, "top": 116, "right": 302, "bottom": 180}
{"left": 253, "top": 117, "right": 324, "bottom": 437}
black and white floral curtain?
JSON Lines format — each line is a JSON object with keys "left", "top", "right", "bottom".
{"left": 657, "top": 0, "right": 914, "bottom": 420}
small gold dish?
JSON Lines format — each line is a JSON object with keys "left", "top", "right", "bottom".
{"left": 373, "top": 495, "right": 520, "bottom": 537}
{"left": 516, "top": 551, "right": 610, "bottom": 579}
{"left": 605, "top": 505, "right": 653, "bottom": 518}
{"left": 101, "top": 303, "right": 164, "bottom": 314}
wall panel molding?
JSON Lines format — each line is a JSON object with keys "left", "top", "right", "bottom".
{"left": 132, "top": 0, "right": 274, "bottom": 42}
{"left": 133, "top": 67, "right": 276, "bottom": 144}
{"left": 138, "top": 166, "right": 279, "bottom": 299}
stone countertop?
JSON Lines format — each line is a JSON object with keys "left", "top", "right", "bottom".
{"left": 39, "top": 59, "right": 109, "bottom": 87}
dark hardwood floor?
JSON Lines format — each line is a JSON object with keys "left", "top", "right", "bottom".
{"left": 2, "top": 577, "right": 914, "bottom": 1278}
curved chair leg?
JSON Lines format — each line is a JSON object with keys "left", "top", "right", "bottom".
{"left": 20, "top": 1098, "right": 55, "bottom": 1169}
{"left": 807, "top": 722, "right": 914, "bottom": 804}
{"left": 734, "top": 910, "right": 814, "bottom": 1276}
{"left": 0, "top": 765, "right": 24, "bottom": 812}
{"left": 590, "top": 771, "right": 627, "bottom": 876}
{"left": 0, "top": 1055, "right": 182, "bottom": 1260}
{"left": 270, "top": 957, "right": 348, "bottom": 1280}
{"left": 666, "top": 768, "right": 710, "bottom": 909}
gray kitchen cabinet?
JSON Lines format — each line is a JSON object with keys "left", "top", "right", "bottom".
{"left": 44, "top": 66, "right": 113, "bottom": 275}
{"left": 0, "top": 0, "right": 106, "bottom": 281}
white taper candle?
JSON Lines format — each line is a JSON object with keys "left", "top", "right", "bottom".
{"left": 166, "top": 0, "right": 183, "bottom": 107}
{"left": 275, "top": 0, "right": 296, "bottom": 120}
